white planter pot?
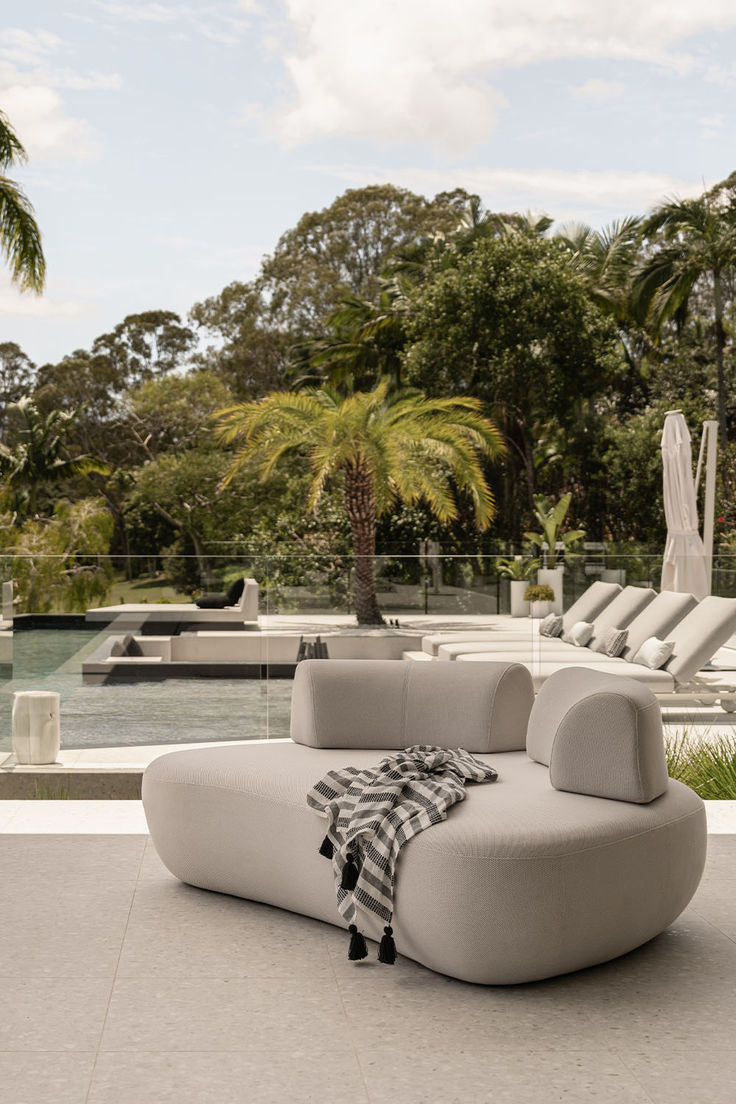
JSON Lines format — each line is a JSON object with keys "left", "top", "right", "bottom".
{"left": 12, "top": 691, "right": 60, "bottom": 765}
{"left": 529, "top": 600, "right": 550, "bottom": 618}
{"left": 537, "top": 567, "right": 564, "bottom": 614}
{"left": 510, "top": 580, "right": 529, "bottom": 617}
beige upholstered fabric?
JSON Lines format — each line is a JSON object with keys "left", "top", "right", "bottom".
{"left": 143, "top": 740, "right": 705, "bottom": 985}
{"left": 587, "top": 586, "right": 656, "bottom": 652}
{"left": 290, "top": 658, "right": 534, "bottom": 753}
{"left": 526, "top": 667, "right": 669, "bottom": 803}
{"left": 621, "top": 590, "right": 697, "bottom": 662}
{"left": 560, "top": 580, "right": 622, "bottom": 634}
{"left": 664, "top": 595, "right": 736, "bottom": 683}
{"left": 456, "top": 653, "right": 677, "bottom": 691}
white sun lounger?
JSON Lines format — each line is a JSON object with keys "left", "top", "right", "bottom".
{"left": 454, "top": 595, "right": 736, "bottom": 709}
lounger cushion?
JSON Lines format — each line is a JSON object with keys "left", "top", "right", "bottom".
{"left": 290, "top": 659, "right": 535, "bottom": 753}
{"left": 561, "top": 581, "right": 622, "bottom": 635}
{"left": 587, "top": 586, "right": 656, "bottom": 652}
{"left": 621, "top": 590, "right": 697, "bottom": 662}
{"left": 526, "top": 667, "right": 669, "bottom": 803}
{"left": 664, "top": 595, "right": 736, "bottom": 683}
{"left": 633, "top": 636, "right": 675, "bottom": 670}
{"left": 455, "top": 653, "right": 677, "bottom": 692}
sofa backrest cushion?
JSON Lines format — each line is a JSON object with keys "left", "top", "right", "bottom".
{"left": 561, "top": 581, "right": 622, "bottom": 635}
{"left": 621, "top": 590, "right": 697, "bottom": 662}
{"left": 526, "top": 667, "right": 668, "bottom": 803}
{"left": 587, "top": 586, "right": 656, "bottom": 652}
{"left": 664, "top": 595, "right": 736, "bottom": 684}
{"left": 290, "top": 659, "right": 535, "bottom": 752}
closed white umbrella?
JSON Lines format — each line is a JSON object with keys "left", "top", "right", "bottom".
{"left": 661, "top": 411, "right": 709, "bottom": 600}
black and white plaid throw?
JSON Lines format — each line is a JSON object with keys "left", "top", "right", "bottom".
{"left": 307, "top": 745, "right": 498, "bottom": 962}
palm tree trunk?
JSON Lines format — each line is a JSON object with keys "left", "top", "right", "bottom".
{"left": 343, "top": 460, "right": 385, "bottom": 625}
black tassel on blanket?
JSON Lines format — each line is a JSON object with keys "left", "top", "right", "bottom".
{"left": 318, "top": 835, "right": 334, "bottom": 859}
{"left": 340, "top": 850, "right": 359, "bottom": 890}
{"left": 348, "top": 924, "right": 368, "bottom": 960}
{"left": 378, "top": 925, "right": 397, "bottom": 965}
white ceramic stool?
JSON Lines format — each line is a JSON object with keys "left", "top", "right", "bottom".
{"left": 12, "top": 691, "right": 61, "bottom": 765}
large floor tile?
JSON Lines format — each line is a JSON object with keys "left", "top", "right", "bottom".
{"left": 0, "top": 978, "right": 113, "bottom": 1051}
{"left": 87, "top": 1050, "right": 369, "bottom": 1104}
{"left": 118, "top": 881, "right": 335, "bottom": 978}
{"left": 0, "top": 834, "right": 146, "bottom": 885}
{"left": 1, "top": 910, "right": 131, "bottom": 978}
{"left": 337, "top": 971, "right": 612, "bottom": 1050}
{"left": 357, "top": 1047, "right": 653, "bottom": 1104}
{"left": 100, "top": 976, "right": 350, "bottom": 1053}
{"left": 0, "top": 1052, "right": 95, "bottom": 1104}
{"left": 619, "top": 1047, "right": 736, "bottom": 1104}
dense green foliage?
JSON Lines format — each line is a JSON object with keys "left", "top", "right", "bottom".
{"left": 4, "top": 176, "right": 736, "bottom": 614}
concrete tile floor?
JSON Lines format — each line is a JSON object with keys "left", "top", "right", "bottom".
{"left": 0, "top": 825, "right": 735, "bottom": 1103}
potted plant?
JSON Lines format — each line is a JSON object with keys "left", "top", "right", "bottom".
{"left": 495, "top": 556, "right": 540, "bottom": 616}
{"left": 524, "top": 493, "right": 585, "bottom": 614}
{"left": 523, "top": 583, "right": 555, "bottom": 618}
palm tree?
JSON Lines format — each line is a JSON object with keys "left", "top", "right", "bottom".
{"left": 0, "top": 397, "right": 106, "bottom": 517}
{"left": 0, "top": 110, "right": 45, "bottom": 292}
{"left": 216, "top": 379, "right": 505, "bottom": 623}
{"left": 300, "top": 285, "right": 409, "bottom": 393}
{"left": 633, "top": 194, "right": 736, "bottom": 451}
{"left": 556, "top": 217, "right": 642, "bottom": 321}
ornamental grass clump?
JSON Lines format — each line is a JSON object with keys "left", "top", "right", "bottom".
{"left": 665, "top": 729, "right": 736, "bottom": 800}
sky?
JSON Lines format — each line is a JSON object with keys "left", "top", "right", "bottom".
{"left": 2, "top": 0, "right": 736, "bottom": 367}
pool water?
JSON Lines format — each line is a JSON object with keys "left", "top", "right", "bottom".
{"left": 1, "top": 628, "right": 293, "bottom": 751}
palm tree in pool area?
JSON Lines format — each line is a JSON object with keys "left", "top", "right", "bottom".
{"left": 0, "top": 110, "right": 45, "bottom": 293}
{"left": 633, "top": 194, "right": 736, "bottom": 454}
{"left": 215, "top": 378, "right": 505, "bottom": 624}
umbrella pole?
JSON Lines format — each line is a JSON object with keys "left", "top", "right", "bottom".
{"left": 702, "top": 420, "right": 718, "bottom": 594}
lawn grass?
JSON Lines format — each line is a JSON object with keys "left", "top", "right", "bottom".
{"left": 665, "top": 730, "right": 736, "bottom": 800}
{"left": 105, "top": 575, "right": 190, "bottom": 605}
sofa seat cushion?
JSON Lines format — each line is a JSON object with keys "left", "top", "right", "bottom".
{"left": 143, "top": 741, "right": 705, "bottom": 986}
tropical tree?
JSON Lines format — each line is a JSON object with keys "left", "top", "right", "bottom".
{"left": 633, "top": 193, "right": 736, "bottom": 452}
{"left": 0, "top": 397, "right": 106, "bottom": 518}
{"left": 0, "top": 110, "right": 45, "bottom": 292}
{"left": 215, "top": 379, "right": 505, "bottom": 624}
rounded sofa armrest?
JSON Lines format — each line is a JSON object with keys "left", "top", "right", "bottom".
{"left": 526, "top": 667, "right": 669, "bottom": 804}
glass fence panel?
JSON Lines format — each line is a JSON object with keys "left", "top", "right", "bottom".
{"left": 2, "top": 549, "right": 736, "bottom": 757}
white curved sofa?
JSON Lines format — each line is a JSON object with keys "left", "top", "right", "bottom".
{"left": 143, "top": 659, "right": 706, "bottom": 985}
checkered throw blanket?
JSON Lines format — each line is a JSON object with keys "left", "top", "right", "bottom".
{"left": 307, "top": 745, "right": 498, "bottom": 963}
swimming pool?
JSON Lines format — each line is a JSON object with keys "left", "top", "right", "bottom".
{"left": 1, "top": 628, "right": 293, "bottom": 751}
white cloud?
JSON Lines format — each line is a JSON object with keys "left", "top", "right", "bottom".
{"left": 273, "top": 0, "right": 736, "bottom": 150}
{"left": 310, "top": 163, "right": 704, "bottom": 224}
{"left": 93, "top": 1, "right": 252, "bottom": 44}
{"left": 569, "top": 79, "right": 625, "bottom": 101}
{"left": 0, "top": 276, "right": 87, "bottom": 319}
{"left": 0, "top": 84, "right": 92, "bottom": 158}
{"left": 0, "top": 28, "right": 60, "bottom": 68}
{"left": 0, "top": 28, "right": 122, "bottom": 160}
